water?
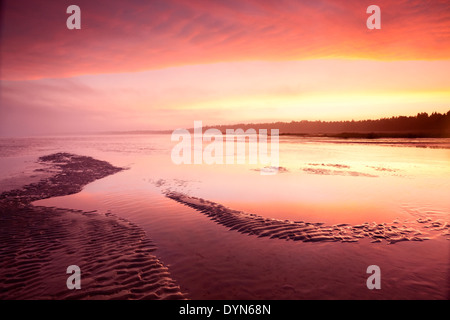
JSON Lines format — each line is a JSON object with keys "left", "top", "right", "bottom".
{"left": 1, "top": 134, "right": 449, "bottom": 299}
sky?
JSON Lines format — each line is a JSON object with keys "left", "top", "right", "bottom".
{"left": 1, "top": 0, "right": 449, "bottom": 135}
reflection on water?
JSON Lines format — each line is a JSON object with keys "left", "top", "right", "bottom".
{"left": 1, "top": 134, "right": 449, "bottom": 299}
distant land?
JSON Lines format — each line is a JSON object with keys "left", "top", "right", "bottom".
{"left": 104, "top": 111, "right": 450, "bottom": 138}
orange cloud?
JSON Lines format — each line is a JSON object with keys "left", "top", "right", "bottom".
{"left": 1, "top": 0, "right": 449, "bottom": 80}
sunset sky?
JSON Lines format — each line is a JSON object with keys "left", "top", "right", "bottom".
{"left": 1, "top": 0, "right": 449, "bottom": 135}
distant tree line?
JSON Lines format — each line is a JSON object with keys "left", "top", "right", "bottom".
{"left": 107, "top": 111, "right": 450, "bottom": 138}
{"left": 206, "top": 111, "right": 450, "bottom": 137}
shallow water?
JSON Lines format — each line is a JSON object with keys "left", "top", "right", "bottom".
{"left": 1, "top": 134, "right": 449, "bottom": 299}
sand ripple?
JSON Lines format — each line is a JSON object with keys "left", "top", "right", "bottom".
{"left": 0, "top": 205, "right": 185, "bottom": 300}
{"left": 165, "top": 191, "right": 448, "bottom": 245}
{"left": 0, "top": 153, "right": 123, "bottom": 205}
{"left": 0, "top": 153, "right": 185, "bottom": 300}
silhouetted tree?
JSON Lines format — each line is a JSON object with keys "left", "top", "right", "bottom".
{"left": 204, "top": 110, "right": 450, "bottom": 137}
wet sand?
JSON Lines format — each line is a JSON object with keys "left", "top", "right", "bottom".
{"left": 0, "top": 153, "right": 185, "bottom": 300}
{"left": 1, "top": 151, "right": 448, "bottom": 300}
{"left": 165, "top": 191, "right": 449, "bottom": 244}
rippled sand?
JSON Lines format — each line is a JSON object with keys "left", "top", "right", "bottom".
{"left": 165, "top": 191, "right": 449, "bottom": 245}
{"left": 1, "top": 136, "right": 449, "bottom": 300}
{"left": 0, "top": 153, "right": 185, "bottom": 300}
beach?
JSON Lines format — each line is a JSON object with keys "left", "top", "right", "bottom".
{"left": 0, "top": 152, "right": 185, "bottom": 299}
{"left": 0, "top": 135, "right": 449, "bottom": 300}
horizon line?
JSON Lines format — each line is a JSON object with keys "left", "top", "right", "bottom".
{"left": 2, "top": 110, "right": 448, "bottom": 138}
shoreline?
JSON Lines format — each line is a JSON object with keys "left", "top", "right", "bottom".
{"left": 0, "top": 153, "right": 185, "bottom": 300}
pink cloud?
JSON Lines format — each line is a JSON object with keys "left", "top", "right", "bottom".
{"left": 1, "top": 0, "right": 449, "bottom": 80}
